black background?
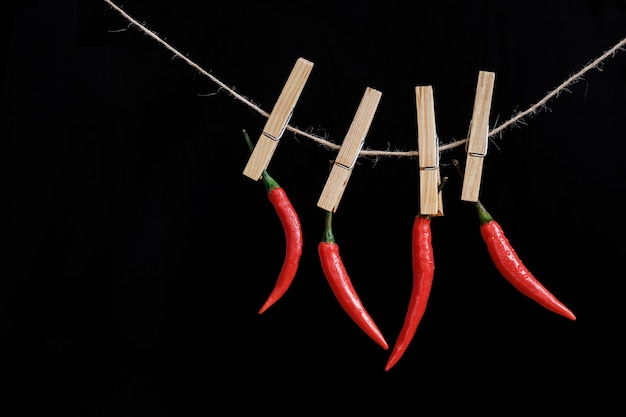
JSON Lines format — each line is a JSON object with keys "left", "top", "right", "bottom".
{"left": 3, "top": 0, "right": 626, "bottom": 414}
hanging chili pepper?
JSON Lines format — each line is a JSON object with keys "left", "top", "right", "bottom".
{"left": 475, "top": 200, "right": 576, "bottom": 321}
{"left": 243, "top": 130, "right": 303, "bottom": 314}
{"left": 451, "top": 159, "right": 576, "bottom": 321}
{"left": 385, "top": 214, "right": 435, "bottom": 371}
{"left": 318, "top": 209, "right": 388, "bottom": 350}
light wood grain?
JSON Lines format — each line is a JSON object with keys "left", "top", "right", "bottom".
{"left": 461, "top": 71, "right": 495, "bottom": 202}
{"left": 243, "top": 57, "right": 314, "bottom": 180}
{"left": 416, "top": 86, "right": 441, "bottom": 215}
{"left": 317, "top": 87, "right": 382, "bottom": 212}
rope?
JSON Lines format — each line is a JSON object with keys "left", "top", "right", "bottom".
{"left": 102, "top": 0, "right": 626, "bottom": 158}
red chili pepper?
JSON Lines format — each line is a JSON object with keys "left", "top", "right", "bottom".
{"left": 385, "top": 214, "right": 434, "bottom": 371}
{"left": 318, "top": 210, "right": 388, "bottom": 350}
{"left": 243, "top": 130, "right": 303, "bottom": 314}
{"left": 475, "top": 200, "right": 576, "bottom": 321}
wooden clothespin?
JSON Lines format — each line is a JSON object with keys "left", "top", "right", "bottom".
{"left": 243, "top": 57, "right": 314, "bottom": 180}
{"left": 415, "top": 85, "right": 443, "bottom": 216}
{"left": 317, "top": 87, "right": 382, "bottom": 212}
{"left": 461, "top": 70, "right": 495, "bottom": 202}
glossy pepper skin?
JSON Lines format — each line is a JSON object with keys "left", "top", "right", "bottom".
{"left": 476, "top": 200, "right": 576, "bottom": 321}
{"left": 257, "top": 175, "right": 303, "bottom": 314}
{"left": 318, "top": 210, "right": 388, "bottom": 350}
{"left": 243, "top": 130, "right": 303, "bottom": 314}
{"left": 385, "top": 215, "right": 434, "bottom": 371}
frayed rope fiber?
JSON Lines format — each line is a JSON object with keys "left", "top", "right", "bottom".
{"left": 103, "top": 0, "right": 626, "bottom": 159}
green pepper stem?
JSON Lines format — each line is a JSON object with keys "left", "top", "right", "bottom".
{"left": 242, "top": 129, "right": 255, "bottom": 153}
{"left": 475, "top": 199, "right": 494, "bottom": 225}
{"left": 438, "top": 176, "right": 449, "bottom": 192}
{"left": 322, "top": 210, "right": 336, "bottom": 243}
{"left": 242, "top": 129, "right": 280, "bottom": 193}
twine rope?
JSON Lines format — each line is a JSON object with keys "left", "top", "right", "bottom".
{"left": 103, "top": 0, "right": 626, "bottom": 159}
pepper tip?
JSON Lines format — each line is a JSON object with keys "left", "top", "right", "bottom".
{"left": 377, "top": 338, "right": 389, "bottom": 351}
{"left": 384, "top": 346, "right": 406, "bottom": 371}
{"left": 258, "top": 301, "right": 272, "bottom": 315}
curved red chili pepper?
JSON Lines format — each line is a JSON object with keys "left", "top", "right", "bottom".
{"left": 243, "top": 130, "right": 303, "bottom": 314}
{"left": 257, "top": 181, "right": 303, "bottom": 314}
{"left": 385, "top": 215, "right": 434, "bottom": 371}
{"left": 476, "top": 200, "right": 576, "bottom": 321}
{"left": 318, "top": 210, "right": 388, "bottom": 350}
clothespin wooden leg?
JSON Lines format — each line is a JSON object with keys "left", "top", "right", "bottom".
{"left": 317, "top": 87, "right": 382, "bottom": 213}
{"left": 415, "top": 85, "right": 443, "bottom": 216}
{"left": 461, "top": 70, "right": 496, "bottom": 202}
{"left": 243, "top": 57, "right": 314, "bottom": 180}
